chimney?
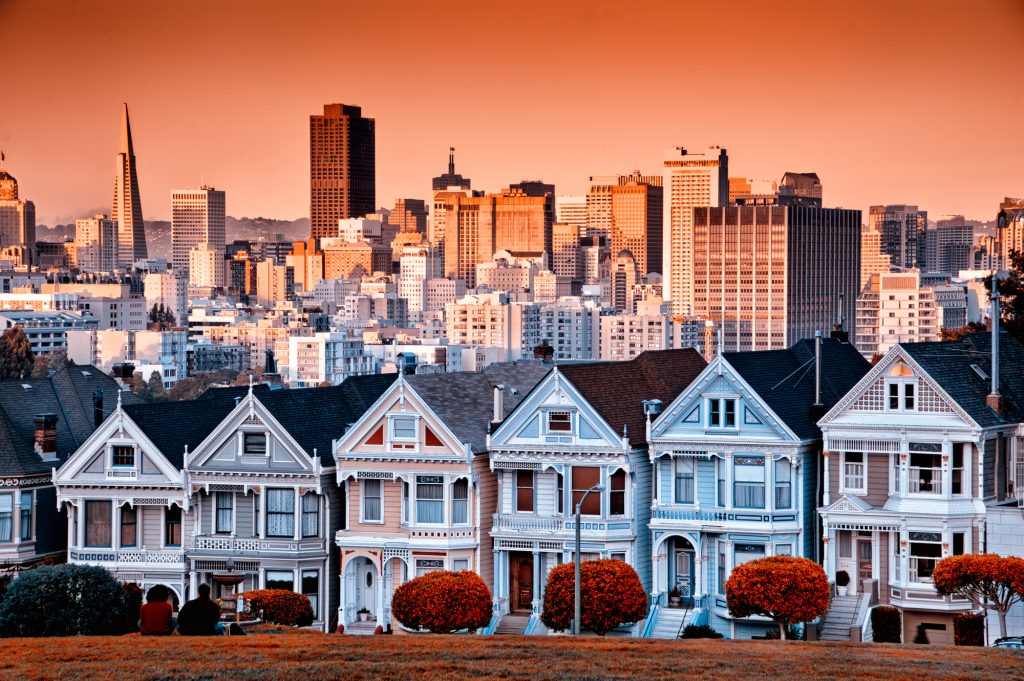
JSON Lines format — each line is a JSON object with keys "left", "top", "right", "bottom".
{"left": 493, "top": 384, "right": 506, "bottom": 425}
{"left": 34, "top": 414, "right": 59, "bottom": 462}
{"left": 814, "top": 331, "right": 823, "bottom": 407}
{"left": 987, "top": 285, "right": 1003, "bottom": 414}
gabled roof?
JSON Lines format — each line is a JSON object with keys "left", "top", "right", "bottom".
{"left": 405, "top": 361, "right": 549, "bottom": 454}
{"left": 0, "top": 365, "right": 141, "bottom": 477}
{"left": 558, "top": 349, "right": 708, "bottom": 447}
{"left": 123, "top": 390, "right": 244, "bottom": 469}
{"left": 900, "top": 331, "right": 1024, "bottom": 428}
{"left": 725, "top": 338, "right": 870, "bottom": 441}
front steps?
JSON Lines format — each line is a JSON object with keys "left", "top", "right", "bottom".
{"left": 649, "top": 606, "right": 693, "bottom": 639}
{"left": 818, "top": 594, "right": 860, "bottom": 641}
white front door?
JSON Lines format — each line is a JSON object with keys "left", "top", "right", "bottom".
{"left": 357, "top": 561, "right": 377, "bottom": 614}
{"left": 675, "top": 551, "right": 693, "bottom": 598}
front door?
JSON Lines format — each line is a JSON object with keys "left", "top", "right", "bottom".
{"left": 674, "top": 550, "right": 693, "bottom": 599}
{"left": 509, "top": 552, "right": 533, "bottom": 612}
{"left": 356, "top": 561, "right": 376, "bottom": 615}
{"left": 856, "top": 540, "right": 873, "bottom": 592}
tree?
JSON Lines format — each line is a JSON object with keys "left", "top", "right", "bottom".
{"left": 725, "top": 556, "right": 829, "bottom": 639}
{"left": 940, "top": 322, "right": 987, "bottom": 341}
{"left": 932, "top": 553, "right": 1024, "bottom": 640}
{"left": 146, "top": 371, "right": 166, "bottom": 400}
{"left": 987, "top": 249, "right": 1024, "bottom": 343}
{"left": 541, "top": 559, "right": 647, "bottom": 635}
{"left": 391, "top": 570, "right": 492, "bottom": 633}
{"left": 30, "top": 348, "right": 72, "bottom": 378}
{"left": 241, "top": 589, "right": 314, "bottom": 626}
{"left": 0, "top": 326, "right": 34, "bottom": 380}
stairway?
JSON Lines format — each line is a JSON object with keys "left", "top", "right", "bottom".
{"left": 818, "top": 595, "right": 860, "bottom": 641}
{"left": 345, "top": 619, "right": 378, "bottom": 635}
{"left": 494, "top": 613, "right": 530, "bottom": 635}
{"left": 649, "top": 607, "right": 693, "bottom": 639}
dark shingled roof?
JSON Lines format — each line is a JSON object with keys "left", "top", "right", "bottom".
{"left": 406, "top": 361, "right": 549, "bottom": 454}
{"left": 725, "top": 338, "right": 870, "bottom": 441}
{"left": 900, "top": 331, "right": 1024, "bottom": 428}
{"left": 558, "top": 349, "right": 708, "bottom": 447}
{"left": 123, "top": 391, "right": 244, "bottom": 469}
{"left": 0, "top": 365, "right": 141, "bottom": 477}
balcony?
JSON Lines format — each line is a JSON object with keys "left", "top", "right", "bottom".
{"left": 190, "top": 535, "right": 326, "bottom": 555}
{"left": 492, "top": 514, "right": 564, "bottom": 533}
{"left": 70, "top": 548, "right": 186, "bottom": 566}
{"left": 650, "top": 507, "right": 799, "bottom": 525}
{"left": 491, "top": 514, "right": 634, "bottom": 537}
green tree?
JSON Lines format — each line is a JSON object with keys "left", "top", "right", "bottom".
{"left": 988, "top": 249, "right": 1024, "bottom": 343}
{"left": 0, "top": 327, "right": 35, "bottom": 380}
{"left": 146, "top": 371, "right": 166, "bottom": 401}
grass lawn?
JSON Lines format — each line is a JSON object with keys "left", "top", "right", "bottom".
{"left": 2, "top": 631, "right": 1023, "bottom": 680}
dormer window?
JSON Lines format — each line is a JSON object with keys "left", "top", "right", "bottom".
{"left": 391, "top": 416, "right": 417, "bottom": 441}
{"left": 244, "top": 432, "right": 267, "bottom": 455}
{"left": 112, "top": 445, "right": 135, "bottom": 467}
{"left": 708, "top": 399, "right": 737, "bottom": 428}
{"left": 546, "top": 411, "right": 573, "bottom": 434}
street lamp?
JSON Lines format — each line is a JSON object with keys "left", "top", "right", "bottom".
{"left": 573, "top": 482, "right": 605, "bottom": 636}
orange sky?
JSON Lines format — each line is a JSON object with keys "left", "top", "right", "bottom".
{"left": 1, "top": 0, "right": 1022, "bottom": 225}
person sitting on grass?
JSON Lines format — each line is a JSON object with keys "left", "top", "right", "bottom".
{"left": 139, "top": 585, "right": 175, "bottom": 636}
{"left": 176, "top": 583, "right": 224, "bottom": 636}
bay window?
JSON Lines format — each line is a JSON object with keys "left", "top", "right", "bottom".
{"left": 0, "top": 494, "right": 12, "bottom": 542}
{"left": 774, "top": 458, "right": 792, "bottom": 509}
{"left": 734, "top": 544, "right": 765, "bottom": 567}
{"left": 516, "top": 471, "right": 534, "bottom": 512}
{"left": 164, "top": 505, "right": 182, "bottom": 547}
{"left": 362, "top": 479, "right": 382, "bottom": 522}
{"left": 733, "top": 457, "right": 765, "bottom": 509}
{"left": 843, "top": 452, "right": 865, "bottom": 492}
{"left": 416, "top": 559, "right": 443, "bottom": 578}
{"left": 910, "top": 452, "right": 942, "bottom": 494}
{"left": 674, "top": 458, "right": 695, "bottom": 504}
{"left": 19, "top": 492, "right": 32, "bottom": 541}
{"left": 952, "top": 444, "right": 965, "bottom": 496}
{"left": 85, "top": 500, "right": 111, "bottom": 547}
{"left": 557, "top": 473, "right": 564, "bottom": 515}
{"left": 120, "top": 504, "right": 137, "bottom": 547}
{"left": 416, "top": 476, "right": 444, "bottom": 524}
{"left": 909, "top": 532, "right": 942, "bottom": 582}
{"left": 609, "top": 470, "right": 626, "bottom": 516}
{"left": 452, "top": 479, "right": 469, "bottom": 524}
{"left": 302, "top": 570, "right": 319, "bottom": 618}
{"left": 302, "top": 493, "right": 319, "bottom": 537}
{"left": 266, "top": 489, "right": 294, "bottom": 537}
{"left": 401, "top": 480, "right": 409, "bottom": 523}
{"left": 571, "top": 467, "right": 601, "bottom": 515}
{"left": 215, "top": 492, "right": 233, "bottom": 534}
{"left": 265, "top": 570, "right": 294, "bottom": 591}
{"left": 716, "top": 458, "right": 726, "bottom": 507}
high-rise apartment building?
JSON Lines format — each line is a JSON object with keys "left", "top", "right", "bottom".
{"left": 555, "top": 195, "right": 587, "bottom": 225}
{"left": 255, "top": 259, "right": 294, "bottom": 307}
{"left": 690, "top": 204, "right": 861, "bottom": 351}
{"left": 188, "top": 243, "right": 223, "bottom": 289}
{"left": 663, "top": 147, "right": 728, "bottom": 315}
{"left": 74, "top": 214, "right": 118, "bottom": 272}
{"left": 855, "top": 271, "right": 940, "bottom": 358}
{"left": 143, "top": 271, "right": 187, "bottom": 325}
{"left": 309, "top": 104, "right": 376, "bottom": 239}
{"left": 868, "top": 204, "right": 927, "bottom": 270}
{"left": 551, "top": 222, "right": 582, "bottom": 284}
{"left": 610, "top": 251, "right": 638, "bottom": 312}
{"left": 431, "top": 148, "right": 471, "bottom": 192}
{"left": 171, "top": 187, "right": 226, "bottom": 281}
{"left": 610, "top": 173, "right": 663, "bottom": 276}
{"left": 925, "top": 216, "right": 974, "bottom": 275}
{"left": 111, "top": 104, "right": 147, "bottom": 265}
{"left": 999, "top": 197, "right": 1024, "bottom": 263}
{"left": 286, "top": 239, "right": 325, "bottom": 293}
{"left": 860, "top": 227, "right": 893, "bottom": 289}
{"left": 0, "top": 165, "right": 35, "bottom": 265}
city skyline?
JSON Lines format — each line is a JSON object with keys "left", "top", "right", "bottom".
{"left": 1, "top": 0, "right": 1022, "bottom": 226}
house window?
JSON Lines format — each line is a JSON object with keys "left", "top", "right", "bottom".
{"left": 302, "top": 570, "right": 319, "bottom": 618}
{"left": 909, "top": 532, "right": 942, "bottom": 582}
{"left": 843, "top": 452, "right": 866, "bottom": 491}
{"left": 266, "top": 489, "right": 295, "bottom": 537}
{"left": 416, "top": 559, "right": 444, "bottom": 578}
{"left": 265, "top": 570, "right": 294, "bottom": 591}
{"left": 892, "top": 454, "right": 901, "bottom": 493}
{"left": 112, "top": 445, "right": 134, "bottom": 467}
{"left": 215, "top": 492, "right": 233, "bottom": 534}
{"left": 910, "top": 452, "right": 942, "bottom": 494}
{"left": 716, "top": 458, "right": 726, "bottom": 507}
{"left": 952, "top": 444, "right": 965, "bottom": 496}
{"left": 839, "top": 532, "right": 852, "bottom": 558}
{"left": 557, "top": 473, "right": 564, "bottom": 515}
{"left": 19, "top": 492, "right": 32, "bottom": 541}
{"left": 119, "top": 504, "right": 136, "bottom": 547}
{"left": 953, "top": 532, "right": 966, "bottom": 555}
{"left": 709, "top": 399, "right": 737, "bottom": 428}
{"left": 734, "top": 544, "right": 765, "bottom": 567}
{"left": 609, "top": 470, "right": 626, "bottom": 516}
{"left": 452, "top": 558, "right": 470, "bottom": 572}
{"left": 302, "top": 493, "right": 319, "bottom": 537}
{"left": 886, "top": 366, "right": 917, "bottom": 412}
{"left": 571, "top": 467, "right": 601, "bottom": 515}
{"left": 391, "top": 415, "right": 417, "bottom": 440}
{"left": 85, "top": 500, "right": 111, "bottom": 547}
{"left": 516, "top": 471, "right": 535, "bottom": 512}
{"left": 416, "top": 476, "right": 444, "bottom": 524}
{"left": 674, "top": 458, "right": 695, "bottom": 504}
{"left": 775, "top": 544, "right": 793, "bottom": 556}
{"left": 164, "top": 505, "right": 182, "bottom": 547}
{"left": 718, "top": 548, "right": 726, "bottom": 594}
{"left": 775, "top": 458, "right": 792, "bottom": 509}
{"left": 733, "top": 457, "right": 765, "bottom": 508}
{"left": 362, "top": 480, "right": 382, "bottom": 522}
{"left": 452, "top": 479, "right": 468, "bottom": 524}
{"left": 401, "top": 480, "right": 409, "bottom": 523}
{"left": 244, "top": 432, "right": 267, "bottom": 455}
{"left": 547, "top": 411, "right": 573, "bottom": 433}
{"left": 0, "top": 494, "right": 12, "bottom": 543}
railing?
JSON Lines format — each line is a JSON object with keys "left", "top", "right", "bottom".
{"left": 492, "top": 515, "right": 564, "bottom": 532}
{"left": 640, "top": 601, "right": 660, "bottom": 638}
{"left": 70, "top": 548, "right": 186, "bottom": 565}
{"left": 909, "top": 467, "right": 942, "bottom": 494}
{"left": 191, "top": 535, "right": 326, "bottom": 553}
{"left": 651, "top": 508, "right": 798, "bottom": 523}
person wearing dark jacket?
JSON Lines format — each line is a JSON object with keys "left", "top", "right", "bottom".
{"left": 176, "top": 583, "right": 224, "bottom": 636}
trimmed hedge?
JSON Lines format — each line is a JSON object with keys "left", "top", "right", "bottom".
{"left": 0, "top": 564, "right": 136, "bottom": 636}
{"left": 680, "top": 624, "right": 723, "bottom": 639}
{"left": 541, "top": 559, "right": 647, "bottom": 635}
{"left": 242, "top": 589, "right": 315, "bottom": 627}
{"left": 871, "top": 606, "right": 902, "bottom": 643}
{"left": 391, "top": 570, "right": 492, "bottom": 634}
{"left": 953, "top": 612, "right": 985, "bottom": 646}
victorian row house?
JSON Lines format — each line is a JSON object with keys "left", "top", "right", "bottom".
{"left": 0, "top": 365, "right": 136, "bottom": 573}
{"left": 645, "top": 336, "right": 870, "bottom": 638}
{"left": 331, "top": 361, "right": 548, "bottom": 632}
{"left": 486, "top": 350, "right": 707, "bottom": 635}
{"left": 818, "top": 330, "right": 1024, "bottom": 644}
{"left": 52, "top": 375, "right": 394, "bottom": 631}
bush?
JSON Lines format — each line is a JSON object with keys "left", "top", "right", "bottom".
{"left": 242, "top": 589, "right": 315, "bottom": 627}
{"left": 953, "top": 612, "right": 985, "bottom": 646}
{"left": 726, "top": 556, "right": 829, "bottom": 640}
{"left": 541, "top": 559, "right": 647, "bottom": 636}
{"left": 123, "top": 582, "right": 143, "bottom": 633}
{"left": 680, "top": 624, "right": 723, "bottom": 639}
{"left": 0, "top": 574, "right": 11, "bottom": 606}
{"left": 871, "top": 606, "right": 901, "bottom": 643}
{"left": 835, "top": 570, "right": 850, "bottom": 587}
{"left": 391, "top": 570, "right": 491, "bottom": 633}
{"left": 0, "top": 564, "right": 136, "bottom": 636}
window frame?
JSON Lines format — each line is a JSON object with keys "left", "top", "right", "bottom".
{"left": 571, "top": 466, "right": 602, "bottom": 516}
{"left": 111, "top": 444, "right": 135, "bottom": 468}
{"left": 18, "top": 491, "right": 32, "bottom": 541}
{"left": 842, "top": 452, "right": 867, "bottom": 494}
{"left": 515, "top": 470, "right": 535, "bottom": 513}
{"left": 215, "top": 492, "right": 234, "bottom": 535}
{"left": 84, "top": 500, "right": 112, "bottom": 548}
{"left": 415, "top": 475, "right": 445, "bottom": 525}
{"left": 361, "top": 479, "right": 383, "bottom": 524}
{"left": 120, "top": 503, "right": 137, "bottom": 547}
{"left": 707, "top": 398, "right": 738, "bottom": 429}
{"left": 609, "top": 469, "right": 626, "bottom": 516}
{"left": 265, "top": 488, "right": 295, "bottom": 537}
{"left": 774, "top": 458, "right": 792, "bottom": 510}
{"left": 301, "top": 492, "right": 319, "bottom": 538}
{"left": 545, "top": 411, "right": 574, "bottom": 434}
{"left": 243, "top": 432, "right": 268, "bottom": 456}
{"left": 674, "top": 458, "right": 695, "bottom": 505}
{"left": 164, "top": 505, "right": 182, "bottom": 548}
{"left": 451, "top": 478, "right": 469, "bottom": 525}
{"left": 733, "top": 457, "right": 766, "bottom": 509}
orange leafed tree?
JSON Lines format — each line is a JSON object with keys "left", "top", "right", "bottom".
{"left": 391, "top": 570, "right": 492, "bottom": 633}
{"left": 725, "top": 556, "right": 829, "bottom": 639}
{"left": 541, "top": 559, "right": 647, "bottom": 635}
{"left": 242, "top": 590, "right": 315, "bottom": 627}
{"left": 933, "top": 554, "right": 1024, "bottom": 639}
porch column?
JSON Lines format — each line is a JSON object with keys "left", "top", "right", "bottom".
{"left": 492, "top": 549, "right": 501, "bottom": 609}
{"left": 694, "top": 551, "right": 705, "bottom": 600}
{"left": 899, "top": 527, "right": 910, "bottom": 585}
{"left": 76, "top": 501, "right": 85, "bottom": 548}
{"left": 872, "top": 530, "right": 880, "bottom": 580}
{"left": 531, "top": 548, "right": 541, "bottom": 613}
{"left": 899, "top": 450, "right": 910, "bottom": 498}
{"left": 375, "top": 560, "right": 386, "bottom": 625}
{"left": 112, "top": 503, "right": 120, "bottom": 551}
{"left": 257, "top": 489, "right": 266, "bottom": 539}
{"left": 724, "top": 452, "right": 734, "bottom": 508}
{"left": 823, "top": 523, "right": 834, "bottom": 578}
{"left": 823, "top": 451, "right": 831, "bottom": 506}
{"left": 189, "top": 569, "right": 198, "bottom": 599}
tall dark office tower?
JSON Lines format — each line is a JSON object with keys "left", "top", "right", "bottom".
{"left": 869, "top": 204, "right": 927, "bottom": 270}
{"left": 309, "top": 104, "right": 375, "bottom": 240}
{"left": 112, "top": 103, "right": 147, "bottom": 265}
{"left": 431, "top": 147, "right": 471, "bottom": 191}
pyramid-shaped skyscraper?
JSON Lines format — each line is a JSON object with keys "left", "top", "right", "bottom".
{"left": 111, "top": 103, "right": 147, "bottom": 265}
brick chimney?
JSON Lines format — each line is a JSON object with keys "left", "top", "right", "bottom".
{"left": 34, "top": 413, "right": 59, "bottom": 462}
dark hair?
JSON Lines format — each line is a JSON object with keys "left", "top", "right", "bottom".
{"left": 145, "top": 584, "right": 169, "bottom": 603}
{"left": 197, "top": 583, "right": 211, "bottom": 598}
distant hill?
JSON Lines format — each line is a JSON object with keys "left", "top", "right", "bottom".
{"left": 36, "top": 216, "right": 310, "bottom": 261}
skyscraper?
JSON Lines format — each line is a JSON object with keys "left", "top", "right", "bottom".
{"left": 171, "top": 187, "right": 226, "bottom": 281}
{"left": 431, "top": 147, "right": 471, "bottom": 191}
{"left": 74, "top": 214, "right": 117, "bottom": 272}
{"left": 111, "top": 103, "right": 147, "bottom": 266}
{"left": 0, "top": 164, "right": 35, "bottom": 266}
{"left": 555, "top": 195, "right": 586, "bottom": 225}
{"left": 309, "top": 104, "right": 375, "bottom": 239}
{"left": 868, "top": 204, "right": 927, "bottom": 270}
{"left": 662, "top": 146, "right": 728, "bottom": 316}
{"left": 610, "top": 172, "right": 663, "bottom": 276}
{"left": 690, "top": 204, "right": 860, "bottom": 351}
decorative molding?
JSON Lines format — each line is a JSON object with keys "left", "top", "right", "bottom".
{"left": 1, "top": 476, "right": 53, "bottom": 488}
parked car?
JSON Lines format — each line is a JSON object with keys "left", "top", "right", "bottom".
{"left": 994, "top": 637, "right": 1024, "bottom": 649}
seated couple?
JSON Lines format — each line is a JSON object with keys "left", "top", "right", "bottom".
{"left": 140, "top": 583, "right": 244, "bottom": 636}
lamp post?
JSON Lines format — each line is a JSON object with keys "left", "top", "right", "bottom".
{"left": 573, "top": 482, "right": 605, "bottom": 636}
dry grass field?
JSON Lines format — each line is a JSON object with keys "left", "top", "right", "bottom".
{"left": 2, "top": 631, "right": 1022, "bottom": 680}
